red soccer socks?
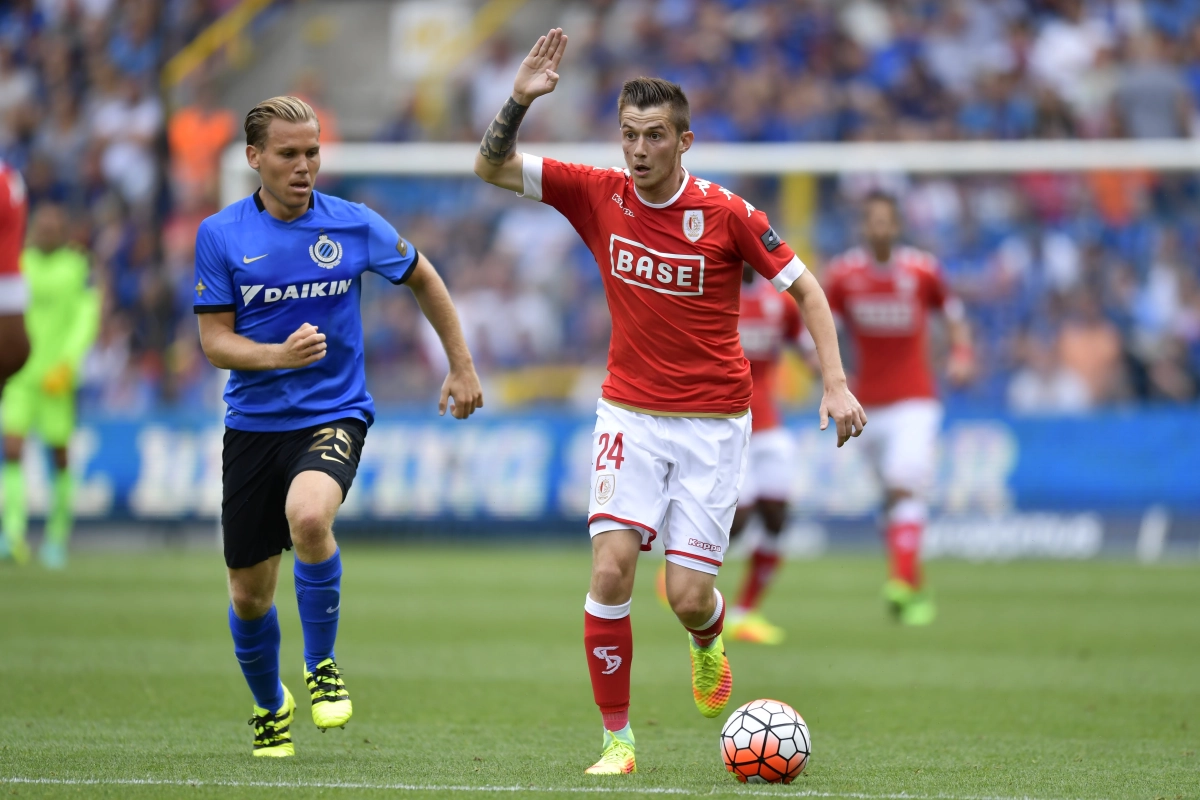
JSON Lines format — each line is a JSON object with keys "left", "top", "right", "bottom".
{"left": 735, "top": 547, "right": 781, "bottom": 613}
{"left": 887, "top": 498, "right": 927, "bottom": 587}
{"left": 584, "top": 595, "right": 632, "bottom": 731}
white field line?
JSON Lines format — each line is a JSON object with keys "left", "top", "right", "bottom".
{"left": 0, "top": 777, "right": 1103, "bottom": 800}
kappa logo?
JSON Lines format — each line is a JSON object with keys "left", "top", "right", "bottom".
{"left": 593, "top": 646, "right": 622, "bottom": 675}
{"left": 309, "top": 233, "right": 343, "bottom": 269}
{"left": 609, "top": 234, "right": 705, "bottom": 296}
{"left": 611, "top": 193, "right": 634, "bottom": 217}
{"left": 687, "top": 538, "right": 723, "bottom": 553}
{"left": 683, "top": 209, "right": 704, "bottom": 242}
{"left": 596, "top": 473, "right": 615, "bottom": 505}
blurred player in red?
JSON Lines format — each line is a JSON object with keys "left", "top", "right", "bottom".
{"left": 0, "top": 159, "right": 29, "bottom": 388}
{"left": 474, "top": 29, "right": 866, "bottom": 775}
{"left": 655, "top": 265, "right": 812, "bottom": 645}
{"left": 823, "top": 192, "right": 974, "bottom": 626}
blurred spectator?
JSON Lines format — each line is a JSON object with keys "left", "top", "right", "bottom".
{"left": 1112, "top": 32, "right": 1192, "bottom": 138}
{"left": 1008, "top": 332, "right": 1092, "bottom": 414}
{"left": 168, "top": 80, "right": 235, "bottom": 207}
{"left": 292, "top": 70, "right": 340, "bottom": 143}
{"left": 1058, "top": 289, "right": 1126, "bottom": 405}
{"left": 90, "top": 75, "right": 161, "bottom": 207}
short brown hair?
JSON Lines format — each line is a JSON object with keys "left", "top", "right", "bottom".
{"left": 244, "top": 95, "right": 319, "bottom": 149}
{"left": 618, "top": 77, "right": 690, "bottom": 136}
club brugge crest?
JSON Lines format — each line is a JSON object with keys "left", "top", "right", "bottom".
{"left": 596, "top": 473, "right": 615, "bottom": 505}
{"left": 309, "top": 233, "right": 342, "bottom": 269}
{"left": 683, "top": 209, "right": 704, "bottom": 243}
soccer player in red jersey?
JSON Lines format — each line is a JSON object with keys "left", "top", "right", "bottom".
{"left": 0, "top": 160, "right": 30, "bottom": 387}
{"left": 474, "top": 29, "right": 867, "bottom": 774}
{"left": 725, "top": 266, "right": 810, "bottom": 645}
{"left": 823, "top": 192, "right": 974, "bottom": 626}
{"left": 656, "top": 266, "right": 809, "bottom": 644}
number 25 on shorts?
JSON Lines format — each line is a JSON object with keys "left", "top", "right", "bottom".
{"left": 596, "top": 432, "right": 626, "bottom": 471}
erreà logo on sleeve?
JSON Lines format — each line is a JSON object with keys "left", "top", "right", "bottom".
{"left": 239, "top": 280, "right": 354, "bottom": 306}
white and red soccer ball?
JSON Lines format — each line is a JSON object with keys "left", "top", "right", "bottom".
{"left": 720, "top": 699, "right": 810, "bottom": 783}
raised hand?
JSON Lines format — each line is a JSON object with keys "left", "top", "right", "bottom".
{"left": 513, "top": 28, "right": 568, "bottom": 105}
{"left": 276, "top": 322, "right": 326, "bottom": 369}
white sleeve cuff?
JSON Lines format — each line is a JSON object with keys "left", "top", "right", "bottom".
{"left": 517, "top": 153, "right": 544, "bottom": 202}
{"left": 770, "top": 255, "right": 806, "bottom": 292}
{"left": 0, "top": 274, "right": 27, "bottom": 314}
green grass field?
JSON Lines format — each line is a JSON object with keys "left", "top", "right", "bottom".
{"left": 0, "top": 546, "right": 1196, "bottom": 800}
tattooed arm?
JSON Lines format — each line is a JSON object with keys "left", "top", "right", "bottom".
{"left": 473, "top": 28, "right": 569, "bottom": 191}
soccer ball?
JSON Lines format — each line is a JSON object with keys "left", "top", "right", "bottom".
{"left": 719, "top": 698, "right": 810, "bottom": 783}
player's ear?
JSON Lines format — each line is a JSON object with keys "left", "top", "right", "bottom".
{"left": 245, "top": 144, "right": 261, "bottom": 171}
{"left": 678, "top": 130, "right": 694, "bottom": 155}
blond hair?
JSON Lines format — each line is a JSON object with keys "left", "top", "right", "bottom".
{"left": 244, "top": 95, "right": 319, "bottom": 149}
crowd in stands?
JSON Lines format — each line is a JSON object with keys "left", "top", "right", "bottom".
{"left": 1, "top": 0, "right": 1198, "bottom": 416}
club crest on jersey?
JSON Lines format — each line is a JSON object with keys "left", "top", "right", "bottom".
{"left": 596, "top": 473, "right": 615, "bottom": 505}
{"left": 683, "top": 209, "right": 704, "bottom": 242}
{"left": 309, "top": 233, "right": 342, "bottom": 269}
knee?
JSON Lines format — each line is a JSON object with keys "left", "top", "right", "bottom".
{"left": 287, "top": 504, "right": 331, "bottom": 547}
{"left": 590, "top": 558, "right": 635, "bottom": 603}
{"left": 3, "top": 439, "right": 21, "bottom": 463}
{"left": 229, "top": 580, "right": 273, "bottom": 619}
{"left": 668, "top": 585, "right": 713, "bottom": 621}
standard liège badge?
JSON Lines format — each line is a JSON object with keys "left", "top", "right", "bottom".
{"left": 683, "top": 209, "right": 704, "bottom": 243}
{"left": 595, "top": 473, "right": 615, "bottom": 505}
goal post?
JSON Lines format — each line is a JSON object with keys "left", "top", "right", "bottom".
{"left": 220, "top": 139, "right": 1200, "bottom": 208}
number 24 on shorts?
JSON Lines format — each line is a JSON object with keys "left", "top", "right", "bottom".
{"left": 596, "top": 432, "right": 626, "bottom": 471}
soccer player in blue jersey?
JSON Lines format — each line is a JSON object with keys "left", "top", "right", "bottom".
{"left": 194, "top": 96, "right": 483, "bottom": 757}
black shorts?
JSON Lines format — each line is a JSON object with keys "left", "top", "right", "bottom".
{"left": 221, "top": 418, "right": 367, "bottom": 569}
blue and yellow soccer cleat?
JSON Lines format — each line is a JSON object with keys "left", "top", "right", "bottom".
{"left": 584, "top": 727, "right": 636, "bottom": 775}
{"left": 304, "top": 658, "right": 352, "bottom": 729}
{"left": 883, "top": 579, "right": 936, "bottom": 626}
{"left": 249, "top": 684, "right": 295, "bottom": 757}
{"left": 728, "top": 610, "right": 786, "bottom": 645}
{"left": 689, "top": 633, "right": 733, "bottom": 718}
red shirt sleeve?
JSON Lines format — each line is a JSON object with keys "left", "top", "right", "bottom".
{"left": 727, "top": 200, "right": 804, "bottom": 292}
{"left": 0, "top": 166, "right": 27, "bottom": 277}
{"left": 532, "top": 156, "right": 612, "bottom": 230}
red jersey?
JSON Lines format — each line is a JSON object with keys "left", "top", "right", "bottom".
{"left": 823, "top": 245, "right": 959, "bottom": 407}
{"left": 0, "top": 160, "right": 27, "bottom": 313}
{"left": 739, "top": 274, "right": 802, "bottom": 431}
{"left": 524, "top": 156, "right": 804, "bottom": 415}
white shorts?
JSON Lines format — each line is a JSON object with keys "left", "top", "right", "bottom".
{"left": 0, "top": 274, "right": 27, "bottom": 314}
{"left": 859, "top": 398, "right": 943, "bottom": 496}
{"left": 587, "top": 400, "right": 751, "bottom": 575}
{"left": 738, "top": 426, "right": 795, "bottom": 506}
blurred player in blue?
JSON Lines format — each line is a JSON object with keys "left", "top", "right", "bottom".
{"left": 193, "top": 96, "right": 483, "bottom": 757}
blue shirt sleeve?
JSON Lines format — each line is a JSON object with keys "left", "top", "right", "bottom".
{"left": 193, "top": 221, "right": 235, "bottom": 312}
{"left": 364, "top": 206, "right": 418, "bottom": 285}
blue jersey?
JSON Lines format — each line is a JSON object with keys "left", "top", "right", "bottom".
{"left": 193, "top": 190, "right": 418, "bottom": 432}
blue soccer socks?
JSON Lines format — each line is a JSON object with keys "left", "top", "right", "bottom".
{"left": 294, "top": 549, "right": 342, "bottom": 672}
{"left": 229, "top": 604, "right": 285, "bottom": 712}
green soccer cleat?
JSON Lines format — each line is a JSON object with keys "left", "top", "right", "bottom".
{"left": 689, "top": 633, "right": 733, "bottom": 718}
{"left": 38, "top": 541, "right": 67, "bottom": 570}
{"left": 0, "top": 537, "right": 31, "bottom": 566}
{"left": 304, "top": 658, "right": 352, "bottom": 729}
{"left": 728, "top": 610, "right": 786, "bottom": 645}
{"left": 883, "top": 579, "right": 936, "bottom": 626}
{"left": 584, "top": 727, "right": 636, "bottom": 775}
{"left": 249, "top": 684, "right": 295, "bottom": 757}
